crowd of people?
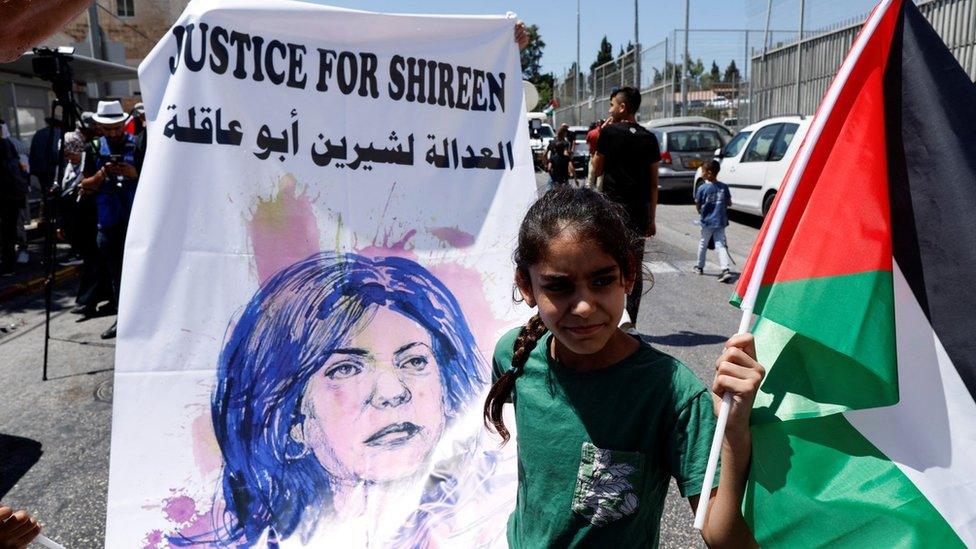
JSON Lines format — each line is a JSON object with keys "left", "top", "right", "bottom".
{"left": 0, "top": 99, "right": 144, "bottom": 340}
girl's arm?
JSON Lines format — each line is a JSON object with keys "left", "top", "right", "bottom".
{"left": 691, "top": 334, "right": 764, "bottom": 548}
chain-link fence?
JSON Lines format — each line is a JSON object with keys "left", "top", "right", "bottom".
{"left": 551, "top": 29, "right": 782, "bottom": 130}
{"left": 550, "top": 0, "right": 975, "bottom": 129}
{"left": 750, "top": 0, "right": 976, "bottom": 120}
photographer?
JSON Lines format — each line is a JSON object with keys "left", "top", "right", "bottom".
{"left": 79, "top": 101, "right": 139, "bottom": 339}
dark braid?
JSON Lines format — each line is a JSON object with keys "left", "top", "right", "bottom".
{"left": 484, "top": 314, "right": 547, "bottom": 443}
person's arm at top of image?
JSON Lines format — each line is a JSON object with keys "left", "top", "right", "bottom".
{"left": 0, "top": 0, "right": 91, "bottom": 62}
{"left": 689, "top": 334, "right": 764, "bottom": 548}
{"left": 0, "top": 504, "right": 41, "bottom": 549}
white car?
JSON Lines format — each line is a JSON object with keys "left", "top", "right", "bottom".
{"left": 695, "top": 115, "right": 812, "bottom": 217}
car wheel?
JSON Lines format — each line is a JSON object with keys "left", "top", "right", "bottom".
{"left": 762, "top": 191, "right": 777, "bottom": 218}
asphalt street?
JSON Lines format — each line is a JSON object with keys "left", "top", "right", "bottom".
{"left": 0, "top": 174, "right": 762, "bottom": 548}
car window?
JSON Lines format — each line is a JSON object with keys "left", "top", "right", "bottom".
{"left": 530, "top": 125, "right": 554, "bottom": 139}
{"left": 668, "top": 130, "right": 722, "bottom": 152}
{"left": 723, "top": 131, "right": 752, "bottom": 158}
{"left": 703, "top": 122, "right": 733, "bottom": 137}
{"left": 768, "top": 123, "right": 799, "bottom": 161}
{"left": 742, "top": 124, "right": 781, "bottom": 162}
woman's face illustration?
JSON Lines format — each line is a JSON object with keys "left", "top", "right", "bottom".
{"left": 300, "top": 307, "right": 447, "bottom": 483}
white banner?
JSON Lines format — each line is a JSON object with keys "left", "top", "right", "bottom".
{"left": 106, "top": 2, "right": 534, "bottom": 546}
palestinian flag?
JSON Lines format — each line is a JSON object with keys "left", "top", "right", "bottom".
{"left": 732, "top": 0, "right": 976, "bottom": 545}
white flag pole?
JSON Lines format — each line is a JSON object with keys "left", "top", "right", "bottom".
{"left": 692, "top": 0, "right": 896, "bottom": 530}
{"left": 36, "top": 533, "right": 66, "bottom": 549}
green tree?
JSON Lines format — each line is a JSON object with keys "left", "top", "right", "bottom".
{"left": 591, "top": 36, "right": 614, "bottom": 71}
{"left": 688, "top": 58, "right": 705, "bottom": 85}
{"left": 518, "top": 24, "right": 554, "bottom": 110}
{"left": 710, "top": 61, "right": 721, "bottom": 82}
{"left": 520, "top": 24, "right": 545, "bottom": 81}
{"left": 534, "top": 72, "right": 554, "bottom": 109}
{"left": 723, "top": 59, "right": 741, "bottom": 83}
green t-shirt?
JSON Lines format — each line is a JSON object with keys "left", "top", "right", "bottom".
{"left": 491, "top": 327, "right": 718, "bottom": 548}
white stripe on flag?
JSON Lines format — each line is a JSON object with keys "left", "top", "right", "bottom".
{"left": 845, "top": 261, "right": 976, "bottom": 545}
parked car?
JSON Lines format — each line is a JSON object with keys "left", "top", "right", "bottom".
{"left": 567, "top": 125, "right": 590, "bottom": 178}
{"left": 693, "top": 115, "right": 812, "bottom": 217}
{"left": 642, "top": 116, "right": 734, "bottom": 144}
{"left": 647, "top": 126, "right": 725, "bottom": 192}
{"left": 528, "top": 120, "right": 554, "bottom": 171}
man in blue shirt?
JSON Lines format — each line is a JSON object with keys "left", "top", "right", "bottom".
{"left": 694, "top": 159, "right": 733, "bottom": 282}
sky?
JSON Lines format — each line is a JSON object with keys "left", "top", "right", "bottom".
{"left": 302, "top": 0, "right": 879, "bottom": 86}
{"left": 305, "top": 0, "right": 752, "bottom": 75}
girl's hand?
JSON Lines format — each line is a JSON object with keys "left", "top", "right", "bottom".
{"left": 0, "top": 505, "right": 41, "bottom": 549}
{"left": 712, "top": 334, "right": 765, "bottom": 443}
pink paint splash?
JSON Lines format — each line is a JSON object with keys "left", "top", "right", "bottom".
{"left": 429, "top": 226, "right": 475, "bottom": 248}
{"left": 190, "top": 409, "right": 222, "bottom": 476}
{"left": 163, "top": 495, "right": 197, "bottom": 524}
{"left": 358, "top": 228, "right": 418, "bottom": 259}
{"left": 141, "top": 529, "right": 163, "bottom": 549}
{"left": 247, "top": 175, "right": 320, "bottom": 284}
{"left": 426, "top": 261, "right": 510, "bottom": 360}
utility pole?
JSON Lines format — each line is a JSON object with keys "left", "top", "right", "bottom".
{"left": 634, "top": 0, "right": 640, "bottom": 89}
{"left": 760, "top": 0, "right": 773, "bottom": 120}
{"left": 681, "top": 0, "right": 690, "bottom": 115}
{"left": 576, "top": 0, "right": 581, "bottom": 124}
{"left": 795, "top": 0, "right": 806, "bottom": 113}
{"left": 87, "top": 3, "right": 108, "bottom": 97}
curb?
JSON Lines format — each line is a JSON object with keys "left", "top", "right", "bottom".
{"left": 0, "top": 265, "right": 82, "bottom": 303}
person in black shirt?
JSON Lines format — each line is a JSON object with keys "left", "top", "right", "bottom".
{"left": 591, "top": 87, "right": 661, "bottom": 329}
{"left": 544, "top": 123, "right": 572, "bottom": 186}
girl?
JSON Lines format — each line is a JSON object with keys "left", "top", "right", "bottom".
{"left": 484, "top": 187, "right": 762, "bottom": 547}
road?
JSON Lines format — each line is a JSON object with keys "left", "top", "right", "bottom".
{"left": 0, "top": 175, "right": 762, "bottom": 548}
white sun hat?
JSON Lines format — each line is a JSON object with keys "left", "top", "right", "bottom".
{"left": 91, "top": 100, "right": 130, "bottom": 125}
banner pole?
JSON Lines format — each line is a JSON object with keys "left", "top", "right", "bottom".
{"left": 691, "top": 0, "right": 896, "bottom": 531}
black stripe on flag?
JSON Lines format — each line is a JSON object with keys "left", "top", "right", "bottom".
{"left": 885, "top": 1, "right": 976, "bottom": 402}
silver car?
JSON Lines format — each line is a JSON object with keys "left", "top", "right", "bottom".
{"left": 648, "top": 126, "right": 725, "bottom": 193}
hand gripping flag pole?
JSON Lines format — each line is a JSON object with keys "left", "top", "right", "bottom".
{"left": 692, "top": 0, "right": 898, "bottom": 530}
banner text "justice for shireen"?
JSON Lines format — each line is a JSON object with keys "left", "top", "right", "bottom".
{"left": 167, "top": 23, "right": 507, "bottom": 113}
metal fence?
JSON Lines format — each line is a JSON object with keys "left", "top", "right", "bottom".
{"left": 550, "top": 0, "right": 975, "bottom": 128}
{"left": 551, "top": 29, "right": 798, "bottom": 129}
{"left": 748, "top": 0, "right": 975, "bottom": 120}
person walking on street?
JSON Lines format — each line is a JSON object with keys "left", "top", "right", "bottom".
{"left": 544, "top": 123, "right": 572, "bottom": 188}
{"left": 79, "top": 101, "right": 140, "bottom": 339}
{"left": 590, "top": 87, "right": 661, "bottom": 329}
{"left": 694, "top": 159, "right": 733, "bottom": 282}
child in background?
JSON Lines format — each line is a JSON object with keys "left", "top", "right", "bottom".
{"left": 694, "top": 159, "right": 733, "bottom": 283}
{"left": 484, "top": 187, "right": 763, "bottom": 547}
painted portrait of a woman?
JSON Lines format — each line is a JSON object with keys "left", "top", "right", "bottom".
{"left": 176, "top": 251, "right": 494, "bottom": 547}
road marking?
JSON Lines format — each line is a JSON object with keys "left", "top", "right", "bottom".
{"left": 645, "top": 261, "right": 680, "bottom": 274}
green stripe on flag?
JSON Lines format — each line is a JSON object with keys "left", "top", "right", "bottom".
{"left": 744, "top": 413, "right": 964, "bottom": 548}
{"left": 735, "top": 271, "right": 898, "bottom": 417}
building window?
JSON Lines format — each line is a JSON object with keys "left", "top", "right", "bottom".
{"left": 116, "top": 0, "right": 135, "bottom": 17}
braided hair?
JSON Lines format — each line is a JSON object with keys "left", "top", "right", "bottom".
{"left": 483, "top": 187, "right": 642, "bottom": 443}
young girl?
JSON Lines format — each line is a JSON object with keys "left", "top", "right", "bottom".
{"left": 484, "top": 187, "right": 762, "bottom": 547}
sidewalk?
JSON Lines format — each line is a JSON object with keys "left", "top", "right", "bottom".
{"left": 0, "top": 227, "right": 82, "bottom": 305}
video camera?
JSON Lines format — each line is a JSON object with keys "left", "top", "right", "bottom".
{"left": 31, "top": 47, "right": 76, "bottom": 99}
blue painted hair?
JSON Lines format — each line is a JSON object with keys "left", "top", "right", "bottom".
{"left": 184, "top": 252, "right": 486, "bottom": 546}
